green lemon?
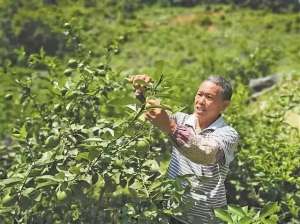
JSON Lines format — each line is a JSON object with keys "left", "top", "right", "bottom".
{"left": 121, "top": 187, "right": 130, "bottom": 196}
{"left": 113, "top": 159, "right": 123, "bottom": 167}
{"left": 56, "top": 190, "right": 67, "bottom": 201}
{"left": 112, "top": 186, "right": 130, "bottom": 198}
{"left": 136, "top": 138, "right": 150, "bottom": 151}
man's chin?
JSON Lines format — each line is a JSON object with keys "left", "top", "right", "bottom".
{"left": 194, "top": 111, "right": 206, "bottom": 117}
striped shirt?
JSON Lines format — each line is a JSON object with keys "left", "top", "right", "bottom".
{"left": 168, "top": 112, "right": 239, "bottom": 224}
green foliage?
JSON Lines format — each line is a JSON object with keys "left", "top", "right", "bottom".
{"left": 167, "top": 0, "right": 300, "bottom": 12}
{"left": 225, "top": 75, "right": 300, "bottom": 223}
{"left": 0, "top": 22, "right": 187, "bottom": 223}
{"left": 215, "top": 202, "right": 280, "bottom": 224}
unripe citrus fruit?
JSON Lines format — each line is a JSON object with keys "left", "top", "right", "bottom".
{"left": 56, "top": 190, "right": 67, "bottom": 201}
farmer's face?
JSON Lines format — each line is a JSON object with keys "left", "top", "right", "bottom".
{"left": 194, "top": 81, "right": 229, "bottom": 122}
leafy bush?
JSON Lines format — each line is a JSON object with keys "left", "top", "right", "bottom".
{"left": 215, "top": 202, "right": 280, "bottom": 224}
{"left": 225, "top": 76, "right": 300, "bottom": 223}
{"left": 0, "top": 21, "right": 188, "bottom": 223}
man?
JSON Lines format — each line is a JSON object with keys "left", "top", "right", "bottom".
{"left": 131, "top": 75, "right": 239, "bottom": 224}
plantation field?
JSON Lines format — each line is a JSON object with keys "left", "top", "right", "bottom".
{"left": 0, "top": 1, "right": 299, "bottom": 223}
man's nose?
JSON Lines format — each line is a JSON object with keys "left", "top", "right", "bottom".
{"left": 197, "top": 96, "right": 205, "bottom": 105}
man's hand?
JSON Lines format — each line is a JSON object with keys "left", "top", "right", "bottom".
{"left": 129, "top": 74, "right": 152, "bottom": 102}
{"left": 144, "top": 99, "right": 176, "bottom": 134}
{"left": 129, "top": 74, "right": 152, "bottom": 94}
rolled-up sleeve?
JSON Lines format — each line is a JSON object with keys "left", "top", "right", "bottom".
{"left": 212, "top": 127, "right": 239, "bottom": 165}
{"left": 172, "top": 126, "right": 239, "bottom": 165}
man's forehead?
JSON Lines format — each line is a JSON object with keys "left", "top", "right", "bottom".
{"left": 197, "top": 81, "right": 223, "bottom": 94}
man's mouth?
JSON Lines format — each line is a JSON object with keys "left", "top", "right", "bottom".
{"left": 196, "top": 107, "right": 206, "bottom": 112}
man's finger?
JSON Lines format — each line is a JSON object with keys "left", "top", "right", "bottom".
{"left": 145, "top": 110, "right": 156, "bottom": 117}
{"left": 176, "top": 133, "right": 189, "bottom": 143}
{"left": 176, "top": 139, "right": 186, "bottom": 146}
{"left": 143, "top": 76, "right": 152, "bottom": 83}
{"left": 144, "top": 112, "right": 154, "bottom": 121}
{"left": 128, "top": 76, "right": 134, "bottom": 82}
{"left": 133, "top": 75, "right": 152, "bottom": 83}
{"left": 133, "top": 83, "right": 142, "bottom": 88}
{"left": 146, "top": 98, "right": 161, "bottom": 106}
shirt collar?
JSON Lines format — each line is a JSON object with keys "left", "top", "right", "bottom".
{"left": 185, "top": 114, "right": 226, "bottom": 131}
{"left": 205, "top": 115, "right": 226, "bottom": 130}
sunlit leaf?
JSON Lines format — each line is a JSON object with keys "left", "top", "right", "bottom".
{"left": 284, "top": 111, "right": 300, "bottom": 131}
{"left": 0, "top": 177, "right": 22, "bottom": 187}
{"left": 260, "top": 202, "right": 280, "bottom": 219}
{"left": 228, "top": 204, "right": 247, "bottom": 217}
{"left": 214, "top": 208, "right": 234, "bottom": 224}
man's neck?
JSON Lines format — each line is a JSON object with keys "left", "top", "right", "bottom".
{"left": 196, "top": 114, "right": 221, "bottom": 129}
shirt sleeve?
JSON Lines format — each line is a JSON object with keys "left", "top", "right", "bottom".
{"left": 168, "top": 112, "right": 180, "bottom": 124}
{"left": 212, "top": 127, "right": 239, "bottom": 165}
{"left": 171, "top": 125, "right": 239, "bottom": 165}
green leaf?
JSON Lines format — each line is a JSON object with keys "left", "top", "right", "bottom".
{"left": 162, "top": 209, "right": 173, "bottom": 215}
{"left": 284, "top": 111, "right": 300, "bottom": 131}
{"left": 0, "top": 207, "right": 14, "bottom": 214}
{"left": 22, "top": 187, "right": 35, "bottom": 197}
{"left": 19, "top": 125, "right": 27, "bottom": 139}
{"left": 143, "top": 209, "right": 157, "bottom": 219}
{"left": 84, "top": 137, "right": 102, "bottom": 142}
{"left": 260, "top": 202, "right": 279, "bottom": 219}
{"left": 35, "top": 151, "right": 55, "bottom": 165}
{"left": 153, "top": 73, "right": 164, "bottom": 91}
{"left": 76, "top": 152, "right": 90, "bottom": 161}
{"left": 33, "top": 192, "right": 42, "bottom": 202}
{"left": 124, "top": 167, "right": 135, "bottom": 175}
{"left": 126, "top": 104, "right": 138, "bottom": 112}
{"left": 2, "top": 193, "right": 15, "bottom": 206}
{"left": 228, "top": 204, "right": 247, "bottom": 217}
{"left": 142, "top": 160, "right": 160, "bottom": 172}
{"left": 35, "top": 175, "right": 64, "bottom": 183}
{"left": 45, "top": 135, "right": 60, "bottom": 148}
{"left": 64, "top": 68, "right": 73, "bottom": 76}
{"left": 149, "top": 181, "right": 162, "bottom": 191}
{"left": 111, "top": 173, "right": 121, "bottom": 185}
{"left": 239, "top": 216, "right": 252, "bottom": 224}
{"left": 214, "top": 208, "right": 234, "bottom": 224}
{"left": 103, "top": 127, "right": 114, "bottom": 137}
{"left": 88, "top": 148, "right": 101, "bottom": 160}
{"left": 36, "top": 181, "right": 58, "bottom": 189}
{"left": 0, "top": 177, "right": 22, "bottom": 187}
{"left": 12, "top": 125, "right": 27, "bottom": 139}
{"left": 70, "top": 165, "right": 82, "bottom": 175}
{"left": 242, "top": 206, "right": 249, "bottom": 214}
{"left": 68, "top": 59, "right": 78, "bottom": 68}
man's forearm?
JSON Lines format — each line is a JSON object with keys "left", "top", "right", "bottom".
{"left": 171, "top": 125, "right": 221, "bottom": 164}
{"left": 162, "top": 119, "right": 177, "bottom": 135}
{"left": 181, "top": 137, "right": 219, "bottom": 164}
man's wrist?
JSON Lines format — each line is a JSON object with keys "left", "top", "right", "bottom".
{"left": 164, "top": 120, "right": 177, "bottom": 135}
